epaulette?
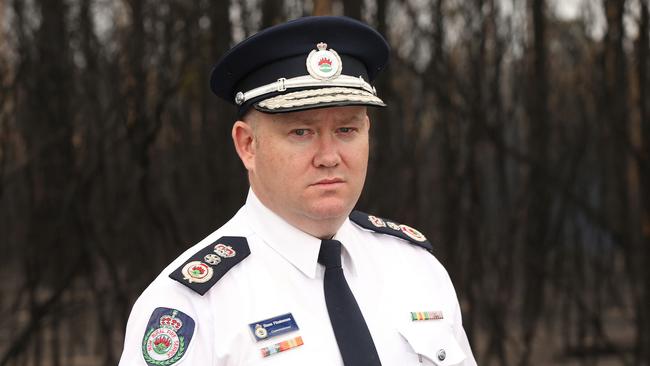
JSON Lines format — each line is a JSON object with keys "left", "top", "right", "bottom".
{"left": 169, "top": 236, "right": 250, "bottom": 295}
{"left": 349, "top": 211, "right": 433, "bottom": 252}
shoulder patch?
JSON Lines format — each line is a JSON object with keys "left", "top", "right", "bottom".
{"left": 349, "top": 211, "right": 433, "bottom": 252}
{"left": 169, "top": 236, "right": 250, "bottom": 295}
{"left": 141, "top": 307, "right": 195, "bottom": 366}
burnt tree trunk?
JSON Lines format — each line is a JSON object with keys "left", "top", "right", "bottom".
{"left": 521, "top": 0, "right": 549, "bottom": 364}
{"left": 635, "top": 1, "right": 650, "bottom": 364}
{"left": 343, "top": 0, "right": 362, "bottom": 20}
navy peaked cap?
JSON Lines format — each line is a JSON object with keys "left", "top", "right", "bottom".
{"left": 210, "top": 16, "right": 390, "bottom": 115}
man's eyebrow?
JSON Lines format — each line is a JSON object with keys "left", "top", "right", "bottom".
{"left": 293, "top": 116, "right": 319, "bottom": 124}
{"left": 271, "top": 114, "right": 316, "bottom": 124}
{"left": 336, "top": 113, "right": 365, "bottom": 124}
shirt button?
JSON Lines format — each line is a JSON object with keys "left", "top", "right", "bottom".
{"left": 437, "top": 349, "right": 446, "bottom": 361}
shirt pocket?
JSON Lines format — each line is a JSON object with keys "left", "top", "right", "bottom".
{"left": 398, "top": 321, "right": 466, "bottom": 366}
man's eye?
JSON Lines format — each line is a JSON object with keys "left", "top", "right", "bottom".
{"left": 338, "top": 127, "right": 355, "bottom": 133}
{"left": 292, "top": 129, "right": 309, "bottom": 136}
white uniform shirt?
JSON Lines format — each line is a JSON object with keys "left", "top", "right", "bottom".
{"left": 119, "top": 190, "right": 478, "bottom": 366}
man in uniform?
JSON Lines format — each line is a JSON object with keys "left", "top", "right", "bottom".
{"left": 119, "top": 16, "right": 477, "bottom": 366}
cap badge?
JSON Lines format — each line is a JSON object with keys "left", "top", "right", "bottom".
{"left": 306, "top": 42, "right": 342, "bottom": 80}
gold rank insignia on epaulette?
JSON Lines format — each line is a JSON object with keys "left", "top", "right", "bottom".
{"left": 169, "top": 236, "right": 250, "bottom": 295}
{"left": 349, "top": 211, "right": 433, "bottom": 252}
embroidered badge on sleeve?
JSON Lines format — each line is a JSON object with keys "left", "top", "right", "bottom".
{"left": 141, "top": 307, "right": 195, "bottom": 366}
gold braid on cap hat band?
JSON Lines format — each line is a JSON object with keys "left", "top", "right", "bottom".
{"left": 256, "top": 87, "right": 384, "bottom": 110}
{"left": 234, "top": 75, "right": 377, "bottom": 106}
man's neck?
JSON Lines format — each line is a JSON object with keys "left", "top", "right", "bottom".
{"left": 249, "top": 188, "right": 347, "bottom": 240}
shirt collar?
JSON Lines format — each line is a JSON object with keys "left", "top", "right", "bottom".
{"left": 243, "top": 189, "right": 323, "bottom": 279}
{"left": 332, "top": 218, "right": 361, "bottom": 277}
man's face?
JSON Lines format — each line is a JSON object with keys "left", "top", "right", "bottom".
{"left": 243, "top": 106, "right": 370, "bottom": 232}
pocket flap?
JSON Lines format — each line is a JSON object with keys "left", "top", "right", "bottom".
{"left": 398, "top": 322, "right": 466, "bottom": 365}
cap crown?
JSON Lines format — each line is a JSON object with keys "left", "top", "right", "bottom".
{"left": 209, "top": 16, "right": 390, "bottom": 113}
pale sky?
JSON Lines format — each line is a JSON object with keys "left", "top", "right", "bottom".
{"left": 553, "top": 0, "right": 583, "bottom": 20}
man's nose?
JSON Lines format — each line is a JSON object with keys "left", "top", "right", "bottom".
{"left": 313, "top": 133, "right": 341, "bottom": 168}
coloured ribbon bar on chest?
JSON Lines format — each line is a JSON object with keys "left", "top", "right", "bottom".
{"left": 411, "top": 311, "right": 444, "bottom": 321}
{"left": 248, "top": 313, "right": 300, "bottom": 341}
{"left": 260, "top": 336, "right": 304, "bottom": 358}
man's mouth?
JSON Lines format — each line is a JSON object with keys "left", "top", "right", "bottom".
{"left": 312, "top": 178, "right": 345, "bottom": 186}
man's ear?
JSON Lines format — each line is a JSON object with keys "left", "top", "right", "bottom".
{"left": 232, "top": 121, "right": 256, "bottom": 171}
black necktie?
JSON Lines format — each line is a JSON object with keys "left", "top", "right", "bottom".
{"left": 318, "top": 239, "right": 382, "bottom": 365}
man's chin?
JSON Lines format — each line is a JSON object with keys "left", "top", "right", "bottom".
{"left": 304, "top": 199, "right": 354, "bottom": 221}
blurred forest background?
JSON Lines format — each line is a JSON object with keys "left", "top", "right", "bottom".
{"left": 0, "top": 0, "right": 649, "bottom": 365}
